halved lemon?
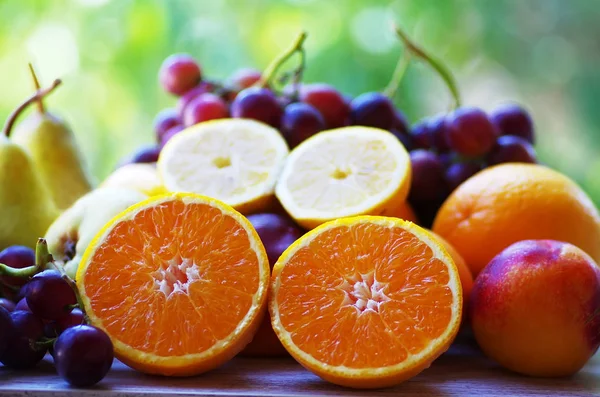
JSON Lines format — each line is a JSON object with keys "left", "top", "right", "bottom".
{"left": 275, "top": 127, "right": 411, "bottom": 229}
{"left": 158, "top": 119, "right": 289, "bottom": 214}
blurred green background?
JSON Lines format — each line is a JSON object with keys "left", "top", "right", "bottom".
{"left": 1, "top": 0, "right": 599, "bottom": 205}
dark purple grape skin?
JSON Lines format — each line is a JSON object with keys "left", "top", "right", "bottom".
{"left": 349, "top": 92, "right": 397, "bottom": 130}
{"left": 54, "top": 325, "right": 114, "bottom": 387}
{"left": 0, "top": 310, "right": 46, "bottom": 369}
{"left": 428, "top": 115, "right": 451, "bottom": 153}
{"left": 183, "top": 93, "right": 229, "bottom": 127}
{"left": 281, "top": 103, "right": 325, "bottom": 149}
{"left": 445, "top": 162, "right": 482, "bottom": 191}
{"left": 230, "top": 87, "right": 283, "bottom": 128}
{"left": 55, "top": 309, "right": 85, "bottom": 333}
{"left": 15, "top": 298, "right": 30, "bottom": 312}
{"left": 486, "top": 135, "right": 537, "bottom": 165}
{"left": 160, "top": 125, "right": 185, "bottom": 148}
{"left": 26, "top": 270, "right": 76, "bottom": 321}
{"left": 0, "top": 307, "right": 13, "bottom": 356}
{"left": 0, "top": 298, "right": 15, "bottom": 312}
{"left": 299, "top": 83, "right": 349, "bottom": 129}
{"left": 411, "top": 121, "right": 433, "bottom": 149}
{"left": 445, "top": 107, "right": 499, "bottom": 157}
{"left": 408, "top": 149, "right": 448, "bottom": 202}
{"left": 0, "top": 245, "right": 36, "bottom": 288}
{"left": 394, "top": 110, "right": 411, "bottom": 135}
{"left": 159, "top": 53, "right": 202, "bottom": 96}
{"left": 391, "top": 129, "right": 413, "bottom": 151}
{"left": 130, "top": 145, "right": 161, "bottom": 164}
{"left": 176, "top": 81, "right": 216, "bottom": 115}
{"left": 247, "top": 213, "right": 303, "bottom": 267}
{"left": 153, "top": 108, "right": 180, "bottom": 144}
{"left": 490, "top": 104, "right": 535, "bottom": 144}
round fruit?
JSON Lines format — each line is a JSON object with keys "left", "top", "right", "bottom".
{"left": 471, "top": 240, "right": 600, "bottom": 377}
{"left": 299, "top": 83, "right": 349, "bottom": 129}
{"left": 281, "top": 102, "right": 325, "bottom": 149}
{"left": 445, "top": 162, "right": 482, "bottom": 191}
{"left": 228, "top": 68, "right": 262, "bottom": 90}
{"left": 270, "top": 216, "right": 462, "bottom": 388}
{"left": 15, "top": 297, "right": 30, "bottom": 312}
{"left": 490, "top": 104, "right": 534, "bottom": 143}
{"left": 427, "top": 114, "right": 450, "bottom": 153}
{"left": 349, "top": 92, "right": 396, "bottom": 130}
{"left": 153, "top": 108, "right": 180, "bottom": 144}
{"left": 411, "top": 121, "right": 432, "bottom": 149}
{"left": 55, "top": 308, "right": 86, "bottom": 333}
{"left": 0, "top": 245, "right": 35, "bottom": 288}
{"left": 486, "top": 135, "right": 537, "bottom": 165}
{"left": 160, "top": 125, "right": 185, "bottom": 148}
{"left": 177, "top": 82, "right": 216, "bottom": 115}
{"left": 432, "top": 163, "right": 600, "bottom": 276}
{"left": 26, "top": 269, "right": 77, "bottom": 321}
{"left": 100, "top": 163, "right": 166, "bottom": 197}
{"left": 159, "top": 53, "right": 202, "bottom": 96}
{"left": 129, "top": 145, "right": 161, "bottom": 164}
{"left": 183, "top": 93, "right": 229, "bottom": 127}
{"left": 393, "top": 111, "right": 410, "bottom": 136}
{"left": 54, "top": 325, "right": 114, "bottom": 387}
{"left": 408, "top": 149, "right": 447, "bottom": 202}
{"left": 275, "top": 127, "right": 412, "bottom": 230}
{"left": 0, "top": 310, "right": 46, "bottom": 369}
{"left": 0, "top": 298, "right": 15, "bottom": 312}
{"left": 0, "top": 307, "right": 13, "bottom": 355}
{"left": 445, "top": 107, "right": 499, "bottom": 157}
{"left": 230, "top": 87, "right": 282, "bottom": 128}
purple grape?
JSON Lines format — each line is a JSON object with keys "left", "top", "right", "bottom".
{"left": 428, "top": 114, "right": 450, "bottom": 153}
{"left": 54, "top": 325, "right": 114, "bottom": 387}
{"left": 445, "top": 162, "right": 482, "bottom": 191}
{"left": 349, "top": 92, "right": 396, "bottom": 130}
{"left": 130, "top": 145, "right": 161, "bottom": 164}
{"left": 300, "top": 83, "right": 349, "bottom": 129}
{"left": 160, "top": 125, "right": 185, "bottom": 148}
{"left": 230, "top": 87, "right": 283, "bottom": 128}
{"left": 0, "top": 245, "right": 35, "bottom": 289}
{"left": 410, "top": 198, "right": 446, "bottom": 229}
{"left": 445, "top": 107, "right": 499, "bottom": 157}
{"left": 153, "top": 108, "right": 180, "bottom": 144}
{"left": 486, "top": 135, "right": 537, "bottom": 165}
{"left": 247, "top": 213, "right": 303, "bottom": 267}
{"left": 408, "top": 149, "right": 448, "bottom": 202}
{"left": 394, "top": 110, "right": 410, "bottom": 135}
{"left": 281, "top": 102, "right": 325, "bottom": 148}
{"left": 15, "top": 298, "right": 30, "bottom": 312}
{"left": 0, "top": 307, "right": 13, "bottom": 356}
{"left": 0, "top": 298, "right": 15, "bottom": 312}
{"left": 391, "top": 129, "right": 413, "bottom": 151}
{"left": 411, "top": 120, "right": 433, "bottom": 149}
{"left": 183, "top": 93, "right": 229, "bottom": 126}
{"left": 159, "top": 53, "right": 202, "bottom": 96}
{"left": 176, "top": 81, "right": 216, "bottom": 115}
{"left": 26, "top": 270, "right": 76, "bottom": 321}
{"left": 228, "top": 68, "right": 262, "bottom": 90}
{"left": 55, "top": 309, "right": 85, "bottom": 333}
{"left": 0, "top": 310, "right": 46, "bottom": 369}
{"left": 490, "top": 104, "right": 535, "bottom": 144}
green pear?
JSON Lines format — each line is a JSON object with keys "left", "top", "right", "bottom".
{"left": 0, "top": 80, "right": 60, "bottom": 250}
{"left": 45, "top": 187, "right": 147, "bottom": 279}
{"left": 11, "top": 64, "right": 95, "bottom": 210}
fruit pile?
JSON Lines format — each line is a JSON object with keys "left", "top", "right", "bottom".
{"left": 1, "top": 26, "right": 599, "bottom": 391}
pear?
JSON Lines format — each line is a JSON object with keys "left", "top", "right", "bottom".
{"left": 0, "top": 80, "right": 61, "bottom": 250}
{"left": 45, "top": 187, "right": 147, "bottom": 279}
{"left": 11, "top": 64, "right": 95, "bottom": 210}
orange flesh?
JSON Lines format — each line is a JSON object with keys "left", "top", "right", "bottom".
{"left": 83, "top": 200, "right": 260, "bottom": 357}
{"left": 277, "top": 223, "right": 454, "bottom": 368}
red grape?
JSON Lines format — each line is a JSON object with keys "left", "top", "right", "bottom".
{"left": 160, "top": 125, "right": 185, "bottom": 148}
{"left": 0, "top": 245, "right": 35, "bottom": 289}
{"left": 0, "top": 298, "right": 15, "bottom": 312}
{"left": 230, "top": 87, "right": 282, "bottom": 128}
{"left": 428, "top": 114, "right": 451, "bottom": 153}
{"left": 0, "top": 307, "right": 13, "bottom": 356}
{"left": 0, "top": 310, "right": 46, "bottom": 369}
{"left": 349, "top": 92, "right": 397, "bottom": 130}
{"left": 281, "top": 102, "right": 325, "bottom": 148}
{"left": 408, "top": 149, "right": 448, "bottom": 202}
{"left": 411, "top": 120, "right": 433, "bottom": 149}
{"left": 445, "top": 107, "right": 499, "bottom": 157}
{"left": 183, "top": 93, "right": 229, "bottom": 126}
{"left": 486, "top": 135, "right": 537, "bottom": 165}
{"left": 299, "top": 83, "right": 349, "bottom": 129}
{"left": 176, "top": 81, "right": 216, "bottom": 115}
{"left": 247, "top": 213, "right": 303, "bottom": 266}
{"left": 26, "top": 270, "right": 76, "bottom": 321}
{"left": 490, "top": 104, "right": 535, "bottom": 143}
{"left": 445, "top": 161, "right": 482, "bottom": 191}
{"left": 159, "top": 53, "right": 202, "bottom": 96}
{"left": 228, "top": 68, "right": 262, "bottom": 90}
{"left": 153, "top": 108, "right": 180, "bottom": 144}
{"left": 129, "top": 145, "right": 161, "bottom": 164}
{"left": 54, "top": 325, "right": 114, "bottom": 387}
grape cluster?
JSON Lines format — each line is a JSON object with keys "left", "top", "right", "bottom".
{"left": 0, "top": 246, "right": 113, "bottom": 387}
{"left": 406, "top": 104, "right": 537, "bottom": 226}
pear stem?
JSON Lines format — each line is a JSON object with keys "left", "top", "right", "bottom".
{"left": 393, "top": 23, "right": 461, "bottom": 109}
{"left": 383, "top": 50, "right": 411, "bottom": 99}
{"left": 256, "top": 31, "right": 308, "bottom": 90}
{"left": 28, "top": 63, "right": 44, "bottom": 114}
{"left": 3, "top": 79, "right": 62, "bottom": 138}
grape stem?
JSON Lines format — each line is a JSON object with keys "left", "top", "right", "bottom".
{"left": 0, "top": 239, "right": 50, "bottom": 278}
{"left": 28, "top": 63, "right": 45, "bottom": 114}
{"left": 383, "top": 50, "right": 411, "bottom": 99}
{"left": 33, "top": 338, "right": 56, "bottom": 351}
{"left": 256, "top": 31, "right": 308, "bottom": 91}
{"left": 393, "top": 23, "right": 461, "bottom": 109}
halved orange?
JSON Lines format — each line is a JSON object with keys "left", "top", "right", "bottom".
{"left": 76, "top": 193, "right": 270, "bottom": 376}
{"left": 270, "top": 216, "right": 462, "bottom": 388}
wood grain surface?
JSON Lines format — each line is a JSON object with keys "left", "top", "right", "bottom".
{"left": 1, "top": 341, "right": 598, "bottom": 396}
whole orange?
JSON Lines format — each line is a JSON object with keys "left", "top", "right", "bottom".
{"left": 432, "top": 163, "right": 600, "bottom": 276}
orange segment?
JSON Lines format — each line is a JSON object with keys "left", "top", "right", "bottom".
{"left": 270, "top": 216, "right": 462, "bottom": 389}
{"left": 77, "top": 193, "right": 270, "bottom": 376}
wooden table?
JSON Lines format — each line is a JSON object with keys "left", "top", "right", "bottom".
{"left": 1, "top": 342, "right": 598, "bottom": 396}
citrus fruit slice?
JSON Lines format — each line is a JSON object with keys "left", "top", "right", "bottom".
{"left": 158, "top": 119, "right": 289, "bottom": 215}
{"left": 270, "top": 216, "right": 462, "bottom": 388}
{"left": 100, "top": 163, "right": 166, "bottom": 197}
{"left": 275, "top": 127, "right": 411, "bottom": 230}
{"left": 76, "top": 193, "right": 270, "bottom": 376}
